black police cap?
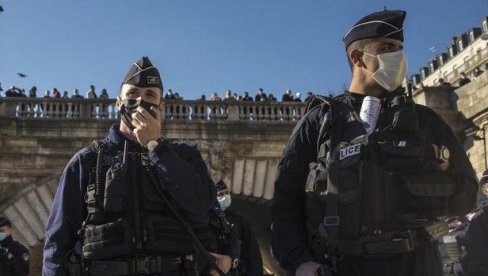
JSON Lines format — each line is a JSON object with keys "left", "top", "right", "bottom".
{"left": 343, "top": 10, "right": 406, "bottom": 47}
{"left": 0, "top": 217, "right": 11, "bottom": 227}
{"left": 122, "top": 56, "right": 163, "bottom": 91}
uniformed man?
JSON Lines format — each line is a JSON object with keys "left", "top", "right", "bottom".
{"left": 0, "top": 217, "right": 29, "bottom": 276}
{"left": 461, "top": 170, "right": 488, "bottom": 275}
{"left": 216, "top": 180, "right": 263, "bottom": 276}
{"left": 43, "top": 56, "right": 232, "bottom": 276}
{"left": 271, "top": 10, "right": 478, "bottom": 276}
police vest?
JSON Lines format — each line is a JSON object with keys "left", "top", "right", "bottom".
{"left": 304, "top": 93, "right": 456, "bottom": 259}
{"left": 82, "top": 141, "right": 213, "bottom": 260}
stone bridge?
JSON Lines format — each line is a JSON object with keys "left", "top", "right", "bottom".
{"left": 1, "top": 73, "right": 487, "bottom": 275}
{"left": 0, "top": 98, "right": 306, "bottom": 274}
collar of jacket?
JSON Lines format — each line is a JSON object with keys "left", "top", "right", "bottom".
{"left": 106, "top": 124, "right": 145, "bottom": 152}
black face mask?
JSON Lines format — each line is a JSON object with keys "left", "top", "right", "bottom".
{"left": 120, "top": 99, "right": 159, "bottom": 130}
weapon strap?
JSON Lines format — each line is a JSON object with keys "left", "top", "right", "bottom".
{"left": 141, "top": 154, "right": 227, "bottom": 276}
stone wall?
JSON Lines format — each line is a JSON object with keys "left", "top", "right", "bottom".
{"left": 0, "top": 99, "right": 303, "bottom": 275}
{"left": 455, "top": 71, "right": 488, "bottom": 179}
{"left": 2, "top": 82, "right": 488, "bottom": 275}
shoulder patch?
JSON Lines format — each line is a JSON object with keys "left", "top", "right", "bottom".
{"left": 22, "top": 252, "right": 29, "bottom": 261}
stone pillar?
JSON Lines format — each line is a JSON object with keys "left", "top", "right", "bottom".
{"left": 0, "top": 100, "right": 18, "bottom": 118}
{"left": 227, "top": 104, "right": 240, "bottom": 121}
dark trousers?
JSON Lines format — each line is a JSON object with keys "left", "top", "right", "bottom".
{"left": 333, "top": 242, "right": 443, "bottom": 276}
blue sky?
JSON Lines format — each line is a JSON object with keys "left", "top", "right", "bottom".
{"left": 1, "top": 0, "right": 487, "bottom": 100}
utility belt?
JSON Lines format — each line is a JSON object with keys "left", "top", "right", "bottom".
{"left": 336, "top": 221, "right": 449, "bottom": 257}
{"left": 87, "top": 254, "right": 195, "bottom": 275}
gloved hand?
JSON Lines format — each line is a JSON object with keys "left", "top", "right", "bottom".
{"left": 296, "top": 261, "right": 321, "bottom": 276}
{"left": 0, "top": 246, "right": 10, "bottom": 263}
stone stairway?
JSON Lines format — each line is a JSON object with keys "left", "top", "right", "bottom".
{"left": 0, "top": 173, "right": 59, "bottom": 248}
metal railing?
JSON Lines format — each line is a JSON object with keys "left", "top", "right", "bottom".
{"left": 0, "top": 98, "right": 307, "bottom": 122}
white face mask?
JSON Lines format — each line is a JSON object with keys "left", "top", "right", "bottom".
{"left": 217, "top": 194, "right": 232, "bottom": 211}
{"left": 362, "top": 50, "right": 408, "bottom": 91}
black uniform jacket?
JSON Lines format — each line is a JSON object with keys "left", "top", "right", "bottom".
{"left": 271, "top": 92, "right": 478, "bottom": 270}
{"left": 43, "top": 124, "right": 216, "bottom": 276}
{"left": 0, "top": 235, "right": 29, "bottom": 276}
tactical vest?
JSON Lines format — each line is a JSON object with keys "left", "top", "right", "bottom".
{"left": 304, "top": 93, "right": 456, "bottom": 260}
{"left": 82, "top": 140, "right": 213, "bottom": 260}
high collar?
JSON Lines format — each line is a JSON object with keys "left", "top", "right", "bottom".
{"left": 0, "top": 235, "right": 13, "bottom": 246}
{"left": 106, "top": 124, "right": 145, "bottom": 152}
{"left": 343, "top": 92, "right": 368, "bottom": 113}
{"left": 346, "top": 90, "right": 404, "bottom": 112}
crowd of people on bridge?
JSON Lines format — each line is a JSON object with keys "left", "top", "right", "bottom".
{"left": 0, "top": 81, "right": 324, "bottom": 104}
{"left": 0, "top": 83, "right": 109, "bottom": 100}
{"left": 204, "top": 88, "right": 316, "bottom": 103}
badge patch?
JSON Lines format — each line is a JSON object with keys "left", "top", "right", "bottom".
{"left": 340, "top": 144, "right": 361, "bottom": 160}
{"left": 394, "top": 140, "right": 407, "bottom": 147}
{"left": 22, "top": 253, "right": 29, "bottom": 261}
{"left": 147, "top": 76, "right": 160, "bottom": 85}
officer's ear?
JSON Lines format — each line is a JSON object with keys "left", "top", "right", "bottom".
{"left": 350, "top": 49, "right": 366, "bottom": 69}
{"left": 116, "top": 96, "right": 123, "bottom": 111}
{"left": 158, "top": 99, "right": 164, "bottom": 112}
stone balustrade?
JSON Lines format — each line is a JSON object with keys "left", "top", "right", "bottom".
{"left": 0, "top": 98, "right": 307, "bottom": 122}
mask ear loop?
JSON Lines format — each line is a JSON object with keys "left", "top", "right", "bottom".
{"left": 359, "top": 51, "right": 377, "bottom": 76}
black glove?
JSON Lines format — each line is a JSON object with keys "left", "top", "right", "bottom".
{"left": 0, "top": 246, "right": 10, "bottom": 263}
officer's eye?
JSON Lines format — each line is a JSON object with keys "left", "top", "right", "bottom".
{"left": 145, "top": 90, "right": 157, "bottom": 98}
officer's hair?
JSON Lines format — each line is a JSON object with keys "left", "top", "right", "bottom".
{"left": 346, "top": 38, "right": 376, "bottom": 71}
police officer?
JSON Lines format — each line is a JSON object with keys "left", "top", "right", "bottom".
{"left": 271, "top": 10, "right": 478, "bottom": 276}
{"left": 461, "top": 170, "right": 488, "bottom": 275}
{"left": 0, "top": 217, "right": 29, "bottom": 276}
{"left": 216, "top": 180, "right": 263, "bottom": 276}
{"left": 43, "top": 57, "right": 232, "bottom": 276}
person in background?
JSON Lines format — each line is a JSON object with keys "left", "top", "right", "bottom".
{"left": 304, "top": 92, "right": 314, "bottom": 102}
{"left": 0, "top": 218, "right": 29, "bottom": 276}
{"left": 460, "top": 170, "right": 488, "bottom": 275}
{"left": 459, "top": 72, "right": 471, "bottom": 86}
{"left": 281, "top": 89, "right": 293, "bottom": 102}
{"left": 86, "top": 85, "right": 97, "bottom": 99}
{"left": 99, "top": 88, "right": 109, "bottom": 99}
{"left": 242, "top": 91, "right": 253, "bottom": 101}
{"left": 210, "top": 92, "right": 222, "bottom": 101}
{"left": 473, "top": 66, "right": 483, "bottom": 77}
{"left": 294, "top": 92, "right": 302, "bottom": 102}
{"left": 5, "top": 85, "right": 20, "bottom": 97}
{"left": 216, "top": 180, "right": 263, "bottom": 276}
{"left": 71, "top": 89, "right": 83, "bottom": 99}
{"left": 224, "top": 90, "right": 235, "bottom": 101}
{"left": 255, "top": 88, "right": 267, "bottom": 102}
{"left": 267, "top": 93, "right": 277, "bottom": 102}
{"left": 28, "top": 86, "right": 37, "bottom": 98}
{"left": 53, "top": 88, "right": 61, "bottom": 98}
